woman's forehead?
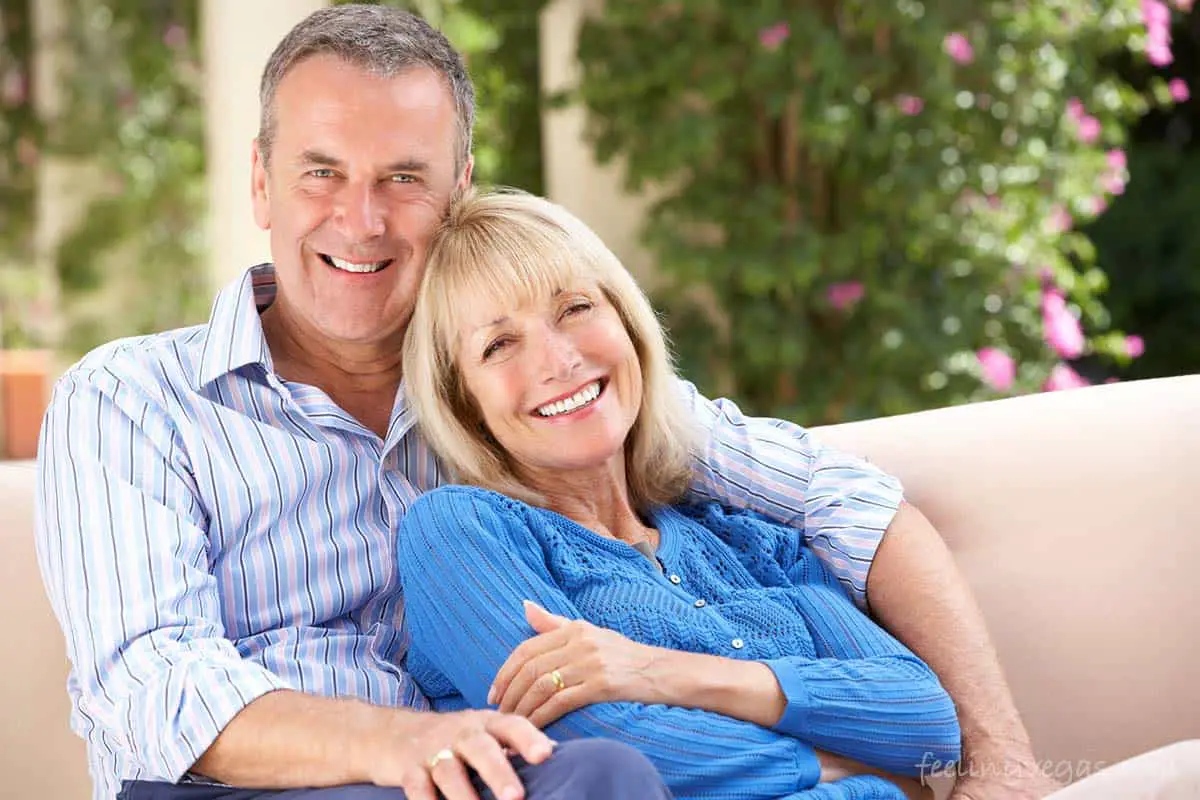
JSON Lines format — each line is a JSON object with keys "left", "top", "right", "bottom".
{"left": 454, "top": 279, "right": 599, "bottom": 332}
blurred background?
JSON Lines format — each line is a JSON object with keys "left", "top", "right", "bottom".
{"left": 1, "top": 0, "right": 1198, "bottom": 460}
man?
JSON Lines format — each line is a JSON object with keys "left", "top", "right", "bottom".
{"left": 35, "top": 5, "right": 1058, "bottom": 800}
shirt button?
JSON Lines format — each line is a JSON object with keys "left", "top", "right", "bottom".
{"left": 669, "top": 574, "right": 682, "bottom": 585}
{"left": 694, "top": 599, "right": 707, "bottom": 608}
{"left": 731, "top": 638, "right": 744, "bottom": 649}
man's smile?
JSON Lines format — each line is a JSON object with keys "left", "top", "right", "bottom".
{"left": 319, "top": 253, "right": 395, "bottom": 274}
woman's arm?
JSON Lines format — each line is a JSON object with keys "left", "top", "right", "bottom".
{"left": 398, "top": 488, "right": 825, "bottom": 800}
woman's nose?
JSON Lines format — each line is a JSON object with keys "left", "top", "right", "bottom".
{"left": 540, "top": 329, "right": 582, "bottom": 382}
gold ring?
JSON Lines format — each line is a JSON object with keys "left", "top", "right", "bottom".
{"left": 427, "top": 747, "right": 456, "bottom": 770}
{"left": 550, "top": 669, "right": 566, "bottom": 692}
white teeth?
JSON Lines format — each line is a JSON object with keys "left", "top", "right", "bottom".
{"left": 537, "top": 381, "right": 601, "bottom": 417}
{"left": 329, "top": 256, "right": 387, "bottom": 273}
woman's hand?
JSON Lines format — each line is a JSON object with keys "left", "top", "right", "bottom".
{"left": 817, "top": 750, "right": 934, "bottom": 800}
{"left": 487, "top": 602, "right": 667, "bottom": 727}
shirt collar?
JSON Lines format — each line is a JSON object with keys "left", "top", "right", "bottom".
{"left": 194, "top": 263, "right": 277, "bottom": 390}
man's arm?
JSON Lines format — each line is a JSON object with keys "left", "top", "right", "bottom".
{"left": 35, "top": 367, "right": 290, "bottom": 782}
{"left": 680, "top": 381, "right": 1058, "bottom": 798}
{"left": 868, "top": 504, "right": 1061, "bottom": 798}
{"left": 35, "top": 366, "right": 549, "bottom": 800}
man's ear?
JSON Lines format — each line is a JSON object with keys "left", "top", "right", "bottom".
{"left": 457, "top": 153, "right": 474, "bottom": 190}
{"left": 251, "top": 138, "right": 271, "bottom": 231}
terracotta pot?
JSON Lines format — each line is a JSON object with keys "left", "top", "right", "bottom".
{"left": 0, "top": 350, "right": 51, "bottom": 461}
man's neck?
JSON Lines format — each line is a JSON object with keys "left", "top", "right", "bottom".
{"left": 260, "top": 303, "right": 404, "bottom": 439}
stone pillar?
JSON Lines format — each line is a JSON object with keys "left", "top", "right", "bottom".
{"left": 202, "top": 0, "right": 327, "bottom": 289}
{"left": 538, "top": 0, "right": 661, "bottom": 284}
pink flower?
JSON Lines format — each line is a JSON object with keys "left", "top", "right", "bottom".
{"left": 1148, "top": 40, "right": 1175, "bottom": 65}
{"left": 977, "top": 348, "right": 1016, "bottom": 392}
{"left": 1169, "top": 78, "right": 1190, "bottom": 101}
{"left": 1106, "top": 149, "right": 1127, "bottom": 171}
{"left": 1042, "top": 289, "right": 1085, "bottom": 359}
{"left": 758, "top": 22, "right": 790, "bottom": 50}
{"left": 1046, "top": 204, "right": 1073, "bottom": 234}
{"left": 1089, "top": 195, "right": 1109, "bottom": 215}
{"left": 1173, "top": 0, "right": 1193, "bottom": 11}
{"left": 163, "top": 24, "right": 188, "bottom": 49}
{"left": 827, "top": 281, "right": 865, "bottom": 311}
{"left": 1066, "top": 97, "right": 1086, "bottom": 122}
{"left": 1076, "top": 115, "right": 1101, "bottom": 144}
{"left": 943, "top": 32, "right": 975, "bottom": 64}
{"left": 1102, "top": 173, "right": 1127, "bottom": 195}
{"left": 1125, "top": 335, "right": 1146, "bottom": 357}
{"left": 15, "top": 136, "right": 38, "bottom": 167}
{"left": 1, "top": 69, "right": 26, "bottom": 107}
{"left": 1143, "top": 0, "right": 1172, "bottom": 26}
{"left": 1044, "top": 363, "right": 1091, "bottom": 392}
{"left": 896, "top": 94, "right": 924, "bottom": 115}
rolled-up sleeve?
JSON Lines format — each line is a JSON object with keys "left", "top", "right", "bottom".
{"left": 35, "top": 367, "right": 291, "bottom": 782}
{"left": 680, "top": 380, "right": 904, "bottom": 608}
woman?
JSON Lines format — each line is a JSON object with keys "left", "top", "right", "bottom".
{"left": 396, "top": 188, "right": 961, "bottom": 800}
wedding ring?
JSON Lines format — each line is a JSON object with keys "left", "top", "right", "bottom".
{"left": 427, "top": 747, "right": 456, "bottom": 770}
{"left": 550, "top": 669, "right": 566, "bottom": 692}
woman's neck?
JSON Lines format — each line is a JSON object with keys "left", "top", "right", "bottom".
{"left": 525, "top": 459, "right": 654, "bottom": 545}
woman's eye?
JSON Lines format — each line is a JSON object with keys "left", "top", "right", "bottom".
{"left": 482, "top": 338, "right": 510, "bottom": 360}
{"left": 562, "top": 300, "right": 593, "bottom": 319}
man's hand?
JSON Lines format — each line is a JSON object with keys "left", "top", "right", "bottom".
{"left": 944, "top": 749, "right": 1064, "bottom": 800}
{"left": 487, "top": 602, "right": 665, "bottom": 728}
{"left": 367, "top": 707, "right": 556, "bottom": 800}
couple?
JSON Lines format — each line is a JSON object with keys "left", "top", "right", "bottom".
{"left": 35, "top": 5, "right": 1055, "bottom": 800}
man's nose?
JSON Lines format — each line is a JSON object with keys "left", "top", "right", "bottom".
{"left": 334, "top": 181, "right": 386, "bottom": 240}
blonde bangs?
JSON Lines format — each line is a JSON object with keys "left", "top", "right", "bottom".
{"left": 423, "top": 194, "right": 605, "bottom": 361}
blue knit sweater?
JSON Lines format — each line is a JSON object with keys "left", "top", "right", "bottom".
{"left": 398, "top": 486, "right": 960, "bottom": 800}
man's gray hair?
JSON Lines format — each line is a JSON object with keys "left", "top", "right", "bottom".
{"left": 258, "top": 4, "right": 475, "bottom": 171}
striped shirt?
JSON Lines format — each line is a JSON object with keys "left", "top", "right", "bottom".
{"left": 35, "top": 265, "right": 905, "bottom": 800}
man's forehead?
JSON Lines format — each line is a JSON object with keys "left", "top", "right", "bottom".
{"left": 273, "top": 56, "right": 454, "bottom": 129}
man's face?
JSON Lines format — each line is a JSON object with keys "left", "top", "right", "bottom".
{"left": 251, "top": 55, "right": 471, "bottom": 350}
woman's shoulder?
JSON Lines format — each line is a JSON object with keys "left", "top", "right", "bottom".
{"left": 410, "top": 484, "right": 523, "bottom": 515}
{"left": 402, "top": 485, "right": 538, "bottom": 541}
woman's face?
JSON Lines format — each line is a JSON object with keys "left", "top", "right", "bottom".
{"left": 455, "top": 282, "right": 643, "bottom": 479}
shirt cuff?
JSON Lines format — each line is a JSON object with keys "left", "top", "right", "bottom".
{"left": 151, "top": 660, "right": 294, "bottom": 783}
{"left": 762, "top": 657, "right": 814, "bottom": 739}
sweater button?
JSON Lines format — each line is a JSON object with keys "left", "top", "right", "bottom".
{"left": 693, "top": 599, "right": 707, "bottom": 608}
{"left": 731, "top": 638, "right": 744, "bottom": 649}
{"left": 668, "top": 574, "right": 682, "bottom": 584}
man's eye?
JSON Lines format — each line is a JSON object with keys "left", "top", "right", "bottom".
{"left": 391, "top": 174, "right": 416, "bottom": 183}
{"left": 309, "top": 168, "right": 336, "bottom": 178}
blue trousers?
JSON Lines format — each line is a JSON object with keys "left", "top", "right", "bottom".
{"left": 116, "top": 739, "right": 672, "bottom": 800}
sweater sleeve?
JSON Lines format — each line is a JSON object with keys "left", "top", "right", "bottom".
{"left": 761, "top": 543, "right": 961, "bottom": 777}
{"left": 397, "top": 488, "right": 819, "bottom": 800}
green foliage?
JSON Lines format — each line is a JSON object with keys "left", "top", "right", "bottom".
{"left": 570, "top": 1, "right": 1176, "bottom": 422}
{"left": 0, "top": 0, "right": 41, "bottom": 346}
{"left": 50, "top": 0, "right": 209, "bottom": 354}
{"left": 1086, "top": 142, "right": 1200, "bottom": 379}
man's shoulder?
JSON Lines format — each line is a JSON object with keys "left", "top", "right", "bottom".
{"left": 56, "top": 323, "right": 209, "bottom": 399}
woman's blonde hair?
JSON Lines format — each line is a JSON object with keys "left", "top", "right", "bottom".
{"left": 403, "top": 187, "right": 698, "bottom": 510}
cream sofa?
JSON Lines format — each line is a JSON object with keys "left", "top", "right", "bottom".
{"left": 6, "top": 375, "right": 1198, "bottom": 798}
